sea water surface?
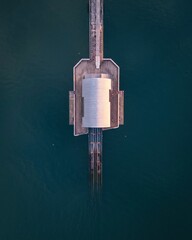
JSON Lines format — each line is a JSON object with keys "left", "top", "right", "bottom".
{"left": 0, "top": 0, "right": 192, "bottom": 239}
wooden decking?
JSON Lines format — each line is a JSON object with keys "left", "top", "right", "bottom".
{"left": 89, "top": 0, "right": 103, "bottom": 67}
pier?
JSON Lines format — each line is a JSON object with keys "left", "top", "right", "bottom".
{"left": 69, "top": 0, "right": 124, "bottom": 188}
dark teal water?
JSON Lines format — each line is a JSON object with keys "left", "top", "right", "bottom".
{"left": 1, "top": 0, "right": 192, "bottom": 239}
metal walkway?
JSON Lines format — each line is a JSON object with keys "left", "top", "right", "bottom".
{"left": 88, "top": 128, "right": 103, "bottom": 189}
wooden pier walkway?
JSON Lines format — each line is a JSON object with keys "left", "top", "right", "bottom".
{"left": 89, "top": 0, "right": 103, "bottom": 68}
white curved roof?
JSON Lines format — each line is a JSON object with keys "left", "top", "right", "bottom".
{"left": 82, "top": 77, "right": 111, "bottom": 128}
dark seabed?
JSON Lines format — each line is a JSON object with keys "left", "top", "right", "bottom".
{"left": 0, "top": 0, "right": 192, "bottom": 239}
